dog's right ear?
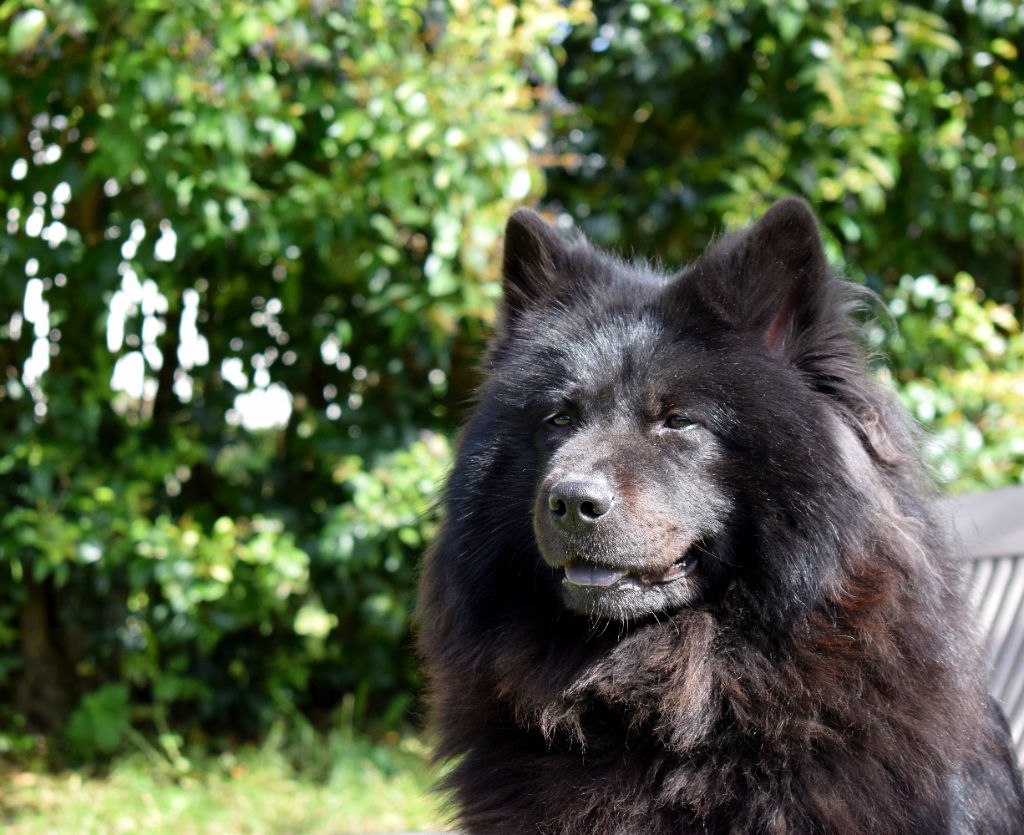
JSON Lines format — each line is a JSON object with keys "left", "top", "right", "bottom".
{"left": 500, "top": 208, "right": 569, "bottom": 325}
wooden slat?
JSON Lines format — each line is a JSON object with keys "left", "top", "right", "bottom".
{"left": 945, "top": 488, "right": 1024, "bottom": 765}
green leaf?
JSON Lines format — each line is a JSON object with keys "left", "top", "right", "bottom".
{"left": 8, "top": 9, "right": 46, "bottom": 53}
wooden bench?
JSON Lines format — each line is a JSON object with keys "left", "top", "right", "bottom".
{"left": 944, "top": 485, "right": 1024, "bottom": 764}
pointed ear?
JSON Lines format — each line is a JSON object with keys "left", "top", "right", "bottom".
{"left": 707, "top": 197, "right": 830, "bottom": 353}
{"left": 500, "top": 208, "right": 570, "bottom": 324}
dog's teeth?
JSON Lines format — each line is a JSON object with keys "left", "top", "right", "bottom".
{"left": 564, "top": 565, "right": 627, "bottom": 587}
{"left": 656, "top": 556, "right": 698, "bottom": 583}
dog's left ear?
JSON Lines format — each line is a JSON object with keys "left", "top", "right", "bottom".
{"left": 698, "top": 197, "right": 831, "bottom": 354}
{"left": 735, "top": 197, "right": 830, "bottom": 352}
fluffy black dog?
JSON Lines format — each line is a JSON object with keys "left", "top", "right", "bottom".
{"left": 417, "top": 199, "right": 1024, "bottom": 834}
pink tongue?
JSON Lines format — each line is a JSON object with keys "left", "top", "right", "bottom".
{"left": 564, "top": 564, "right": 627, "bottom": 587}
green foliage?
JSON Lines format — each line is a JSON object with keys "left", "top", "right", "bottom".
{"left": 0, "top": 0, "right": 584, "bottom": 744}
{"left": 550, "top": 0, "right": 1024, "bottom": 300}
{"left": 64, "top": 684, "right": 130, "bottom": 760}
{"left": 0, "top": 710, "right": 36, "bottom": 759}
{"left": 875, "top": 272, "right": 1024, "bottom": 490}
{"left": 316, "top": 432, "right": 450, "bottom": 716}
{"left": 0, "top": 0, "right": 1021, "bottom": 759}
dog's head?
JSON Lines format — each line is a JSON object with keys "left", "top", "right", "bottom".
{"left": 461, "top": 199, "right": 894, "bottom": 622}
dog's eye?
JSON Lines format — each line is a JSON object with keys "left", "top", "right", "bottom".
{"left": 665, "top": 414, "right": 695, "bottom": 431}
{"left": 547, "top": 413, "right": 573, "bottom": 428}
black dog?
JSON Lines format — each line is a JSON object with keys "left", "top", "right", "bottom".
{"left": 417, "top": 199, "right": 1024, "bottom": 833}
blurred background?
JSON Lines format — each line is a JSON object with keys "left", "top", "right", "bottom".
{"left": 1, "top": 1, "right": 1023, "bottom": 832}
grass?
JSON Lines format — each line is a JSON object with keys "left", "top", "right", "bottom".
{"left": 0, "top": 731, "right": 451, "bottom": 834}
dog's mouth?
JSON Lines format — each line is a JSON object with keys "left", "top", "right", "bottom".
{"left": 562, "top": 551, "right": 700, "bottom": 589}
{"left": 553, "top": 536, "right": 718, "bottom": 618}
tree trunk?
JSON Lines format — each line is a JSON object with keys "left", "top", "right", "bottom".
{"left": 14, "top": 577, "right": 76, "bottom": 731}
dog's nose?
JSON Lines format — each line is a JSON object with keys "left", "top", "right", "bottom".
{"left": 548, "top": 478, "right": 615, "bottom": 527}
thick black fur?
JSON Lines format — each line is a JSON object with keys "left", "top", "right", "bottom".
{"left": 417, "top": 199, "right": 1024, "bottom": 834}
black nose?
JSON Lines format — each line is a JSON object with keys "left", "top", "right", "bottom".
{"left": 548, "top": 478, "right": 615, "bottom": 527}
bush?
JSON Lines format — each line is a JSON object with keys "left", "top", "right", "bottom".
{"left": 0, "top": 0, "right": 583, "bottom": 746}
{"left": 876, "top": 272, "right": 1024, "bottom": 490}
{"left": 549, "top": 0, "right": 1024, "bottom": 302}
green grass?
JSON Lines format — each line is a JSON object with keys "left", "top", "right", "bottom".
{"left": 0, "top": 733, "right": 450, "bottom": 834}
